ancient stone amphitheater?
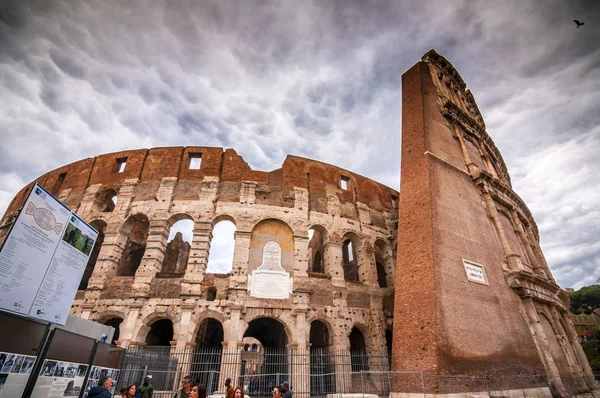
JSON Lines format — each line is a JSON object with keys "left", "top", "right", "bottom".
{"left": 1, "top": 50, "right": 595, "bottom": 397}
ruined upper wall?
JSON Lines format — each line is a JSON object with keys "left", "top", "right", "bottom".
{"left": 1, "top": 147, "right": 398, "bottom": 225}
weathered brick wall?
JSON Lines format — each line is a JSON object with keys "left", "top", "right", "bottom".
{"left": 1, "top": 147, "right": 398, "bottom": 224}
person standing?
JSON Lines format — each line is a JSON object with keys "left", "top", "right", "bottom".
{"left": 173, "top": 375, "right": 192, "bottom": 398}
{"left": 225, "top": 378, "right": 234, "bottom": 398}
{"left": 281, "top": 381, "right": 292, "bottom": 398}
{"left": 234, "top": 386, "right": 244, "bottom": 398}
{"left": 125, "top": 384, "right": 137, "bottom": 398}
{"left": 88, "top": 376, "right": 113, "bottom": 398}
{"left": 139, "top": 377, "right": 154, "bottom": 398}
{"left": 272, "top": 386, "right": 283, "bottom": 398}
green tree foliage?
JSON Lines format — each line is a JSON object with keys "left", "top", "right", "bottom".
{"left": 570, "top": 284, "right": 600, "bottom": 315}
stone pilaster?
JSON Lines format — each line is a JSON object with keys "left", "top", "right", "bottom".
{"left": 132, "top": 219, "right": 169, "bottom": 297}
{"left": 293, "top": 235, "right": 309, "bottom": 278}
{"left": 182, "top": 221, "right": 213, "bottom": 296}
{"left": 230, "top": 230, "right": 252, "bottom": 284}
{"left": 520, "top": 299, "right": 567, "bottom": 396}
{"left": 323, "top": 242, "right": 345, "bottom": 287}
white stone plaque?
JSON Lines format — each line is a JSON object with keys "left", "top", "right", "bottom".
{"left": 463, "top": 259, "right": 488, "bottom": 285}
{"left": 247, "top": 242, "right": 293, "bottom": 299}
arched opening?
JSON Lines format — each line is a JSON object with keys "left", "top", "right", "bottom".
{"left": 194, "top": 318, "right": 224, "bottom": 392}
{"left": 104, "top": 318, "right": 123, "bottom": 345}
{"left": 375, "top": 239, "right": 394, "bottom": 288}
{"left": 118, "top": 214, "right": 149, "bottom": 276}
{"left": 349, "top": 327, "right": 368, "bottom": 372}
{"left": 249, "top": 219, "right": 294, "bottom": 273}
{"left": 308, "top": 226, "right": 327, "bottom": 274}
{"left": 206, "top": 220, "right": 236, "bottom": 273}
{"left": 310, "top": 321, "right": 335, "bottom": 395}
{"left": 244, "top": 318, "right": 289, "bottom": 395}
{"left": 313, "top": 252, "right": 323, "bottom": 274}
{"left": 385, "top": 329, "right": 393, "bottom": 368}
{"left": 160, "top": 218, "right": 193, "bottom": 275}
{"left": 206, "top": 287, "right": 217, "bottom": 301}
{"left": 96, "top": 189, "right": 118, "bottom": 213}
{"left": 145, "top": 319, "right": 173, "bottom": 346}
{"left": 376, "top": 262, "right": 387, "bottom": 288}
{"left": 79, "top": 220, "right": 107, "bottom": 290}
{"left": 342, "top": 236, "right": 359, "bottom": 282}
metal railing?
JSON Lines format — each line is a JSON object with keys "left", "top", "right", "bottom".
{"left": 116, "top": 346, "right": 598, "bottom": 398}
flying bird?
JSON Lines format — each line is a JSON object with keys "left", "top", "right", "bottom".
{"left": 574, "top": 20, "right": 585, "bottom": 28}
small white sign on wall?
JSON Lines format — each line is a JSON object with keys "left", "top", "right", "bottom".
{"left": 463, "top": 259, "right": 489, "bottom": 285}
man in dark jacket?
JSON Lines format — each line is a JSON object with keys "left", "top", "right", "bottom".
{"left": 281, "top": 381, "right": 292, "bottom": 398}
{"left": 88, "top": 376, "right": 113, "bottom": 398}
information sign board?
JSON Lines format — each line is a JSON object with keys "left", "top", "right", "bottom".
{"left": 0, "top": 184, "right": 97, "bottom": 325}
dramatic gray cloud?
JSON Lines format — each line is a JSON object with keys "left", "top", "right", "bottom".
{"left": 0, "top": 0, "right": 598, "bottom": 288}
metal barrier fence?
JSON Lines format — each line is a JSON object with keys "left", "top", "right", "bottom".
{"left": 116, "top": 346, "right": 598, "bottom": 398}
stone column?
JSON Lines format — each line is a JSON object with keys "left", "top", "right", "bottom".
{"left": 510, "top": 210, "right": 547, "bottom": 278}
{"left": 525, "top": 224, "right": 557, "bottom": 284}
{"left": 176, "top": 302, "right": 196, "bottom": 349}
{"left": 478, "top": 185, "right": 522, "bottom": 271}
{"left": 87, "top": 227, "right": 123, "bottom": 289}
{"left": 323, "top": 242, "right": 345, "bottom": 287}
{"left": 291, "top": 291, "right": 311, "bottom": 398}
{"left": 359, "top": 244, "right": 379, "bottom": 287}
{"left": 454, "top": 128, "right": 479, "bottom": 176}
{"left": 559, "top": 311, "right": 598, "bottom": 388}
{"left": 550, "top": 308, "right": 588, "bottom": 392}
{"left": 230, "top": 231, "right": 252, "bottom": 284}
{"left": 132, "top": 219, "right": 170, "bottom": 297}
{"left": 119, "top": 306, "right": 142, "bottom": 348}
{"left": 182, "top": 221, "right": 213, "bottom": 296}
{"left": 521, "top": 299, "right": 567, "bottom": 396}
{"left": 221, "top": 307, "right": 243, "bottom": 392}
{"left": 293, "top": 235, "right": 309, "bottom": 278}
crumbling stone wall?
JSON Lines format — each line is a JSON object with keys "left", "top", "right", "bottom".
{"left": 2, "top": 147, "right": 397, "bottom": 362}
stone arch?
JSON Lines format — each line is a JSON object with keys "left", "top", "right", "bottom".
{"left": 342, "top": 232, "right": 362, "bottom": 282}
{"left": 374, "top": 238, "right": 394, "bottom": 288}
{"left": 242, "top": 314, "right": 294, "bottom": 347}
{"left": 145, "top": 319, "right": 174, "bottom": 346}
{"left": 196, "top": 318, "right": 224, "bottom": 347}
{"left": 94, "top": 188, "right": 118, "bottom": 213}
{"left": 308, "top": 225, "right": 329, "bottom": 274}
{"left": 207, "top": 217, "right": 237, "bottom": 274}
{"left": 310, "top": 319, "right": 333, "bottom": 348}
{"left": 136, "top": 311, "right": 177, "bottom": 345}
{"left": 212, "top": 214, "right": 237, "bottom": 228}
{"left": 189, "top": 310, "right": 227, "bottom": 344}
{"left": 118, "top": 213, "right": 149, "bottom": 276}
{"left": 349, "top": 324, "right": 369, "bottom": 371}
{"left": 91, "top": 310, "right": 127, "bottom": 324}
{"left": 161, "top": 214, "right": 194, "bottom": 275}
{"left": 538, "top": 311, "right": 571, "bottom": 377}
{"left": 167, "top": 212, "right": 195, "bottom": 225}
{"left": 249, "top": 218, "right": 294, "bottom": 274}
{"left": 79, "top": 219, "right": 107, "bottom": 290}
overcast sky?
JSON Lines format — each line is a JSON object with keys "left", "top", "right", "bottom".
{"left": 0, "top": 1, "right": 598, "bottom": 288}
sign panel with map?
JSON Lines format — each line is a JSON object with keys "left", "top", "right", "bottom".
{"left": 0, "top": 183, "right": 98, "bottom": 325}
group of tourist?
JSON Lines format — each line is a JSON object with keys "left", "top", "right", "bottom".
{"left": 87, "top": 374, "right": 293, "bottom": 398}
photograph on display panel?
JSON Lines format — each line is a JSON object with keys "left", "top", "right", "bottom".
{"left": 61, "top": 220, "right": 94, "bottom": 256}
{"left": 1, "top": 355, "right": 15, "bottom": 373}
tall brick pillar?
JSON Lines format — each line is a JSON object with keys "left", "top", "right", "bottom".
{"left": 390, "top": 51, "right": 562, "bottom": 396}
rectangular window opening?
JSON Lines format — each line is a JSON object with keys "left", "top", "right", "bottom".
{"left": 189, "top": 153, "right": 202, "bottom": 169}
{"left": 116, "top": 158, "right": 127, "bottom": 173}
{"left": 341, "top": 176, "right": 350, "bottom": 190}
